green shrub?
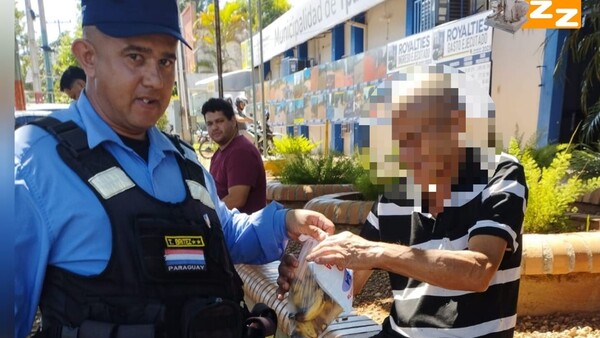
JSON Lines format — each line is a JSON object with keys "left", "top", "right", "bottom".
{"left": 527, "top": 143, "right": 600, "bottom": 181}
{"left": 508, "top": 138, "right": 600, "bottom": 233}
{"left": 530, "top": 143, "right": 560, "bottom": 169}
{"left": 571, "top": 143, "right": 600, "bottom": 180}
{"left": 353, "top": 167, "right": 383, "bottom": 201}
{"left": 156, "top": 114, "right": 169, "bottom": 132}
{"left": 272, "top": 135, "right": 318, "bottom": 156}
{"left": 513, "top": 127, "right": 600, "bottom": 181}
{"left": 279, "top": 152, "right": 361, "bottom": 184}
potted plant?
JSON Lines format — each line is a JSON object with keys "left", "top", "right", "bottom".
{"left": 266, "top": 149, "right": 359, "bottom": 208}
{"left": 264, "top": 135, "right": 318, "bottom": 177}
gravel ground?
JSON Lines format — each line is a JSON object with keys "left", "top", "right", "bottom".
{"left": 353, "top": 269, "right": 600, "bottom": 337}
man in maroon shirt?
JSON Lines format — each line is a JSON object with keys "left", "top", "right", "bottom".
{"left": 201, "top": 98, "right": 267, "bottom": 213}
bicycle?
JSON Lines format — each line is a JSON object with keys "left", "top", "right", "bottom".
{"left": 196, "top": 131, "right": 216, "bottom": 160}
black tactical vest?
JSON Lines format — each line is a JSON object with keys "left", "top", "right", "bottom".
{"left": 31, "top": 118, "right": 247, "bottom": 338}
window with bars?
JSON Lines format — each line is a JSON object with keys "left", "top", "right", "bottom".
{"left": 413, "top": 0, "right": 488, "bottom": 33}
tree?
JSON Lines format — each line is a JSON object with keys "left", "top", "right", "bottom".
{"left": 179, "top": 0, "right": 211, "bottom": 12}
{"left": 51, "top": 28, "right": 82, "bottom": 103}
{"left": 193, "top": 0, "right": 290, "bottom": 73}
{"left": 15, "top": 5, "right": 27, "bottom": 60}
{"left": 15, "top": 0, "right": 82, "bottom": 103}
{"left": 555, "top": 0, "right": 600, "bottom": 144}
{"left": 240, "top": 0, "right": 291, "bottom": 32}
{"left": 194, "top": 1, "right": 248, "bottom": 72}
{"left": 15, "top": 3, "right": 33, "bottom": 96}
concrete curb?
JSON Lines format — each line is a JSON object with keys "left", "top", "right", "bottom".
{"left": 266, "top": 181, "right": 356, "bottom": 208}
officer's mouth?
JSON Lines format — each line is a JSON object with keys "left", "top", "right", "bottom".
{"left": 137, "top": 97, "right": 160, "bottom": 107}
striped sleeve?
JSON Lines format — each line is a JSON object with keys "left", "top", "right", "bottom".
{"left": 469, "top": 159, "right": 528, "bottom": 252}
{"left": 360, "top": 198, "right": 381, "bottom": 241}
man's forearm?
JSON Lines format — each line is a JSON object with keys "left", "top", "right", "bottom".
{"left": 223, "top": 185, "right": 251, "bottom": 210}
{"left": 372, "top": 239, "right": 504, "bottom": 292}
{"left": 222, "top": 194, "right": 246, "bottom": 210}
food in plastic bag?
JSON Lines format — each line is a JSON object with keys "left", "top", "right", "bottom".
{"left": 287, "top": 236, "right": 348, "bottom": 338}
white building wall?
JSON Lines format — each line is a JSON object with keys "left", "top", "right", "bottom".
{"left": 257, "top": 0, "right": 546, "bottom": 150}
{"left": 270, "top": 55, "right": 282, "bottom": 80}
{"left": 313, "top": 32, "right": 332, "bottom": 64}
{"left": 490, "top": 29, "right": 546, "bottom": 147}
{"left": 366, "top": 0, "right": 406, "bottom": 50}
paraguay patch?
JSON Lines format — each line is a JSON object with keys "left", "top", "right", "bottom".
{"left": 164, "top": 248, "right": 207, "bottom": 272}
{"left": 163, "top": 235, "right": 206, "bottom": 272}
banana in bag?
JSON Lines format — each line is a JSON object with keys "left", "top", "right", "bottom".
{"left": 288, "top": 236, "right": 353, "bottom": 338}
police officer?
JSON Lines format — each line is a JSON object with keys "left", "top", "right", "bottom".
{"left": 14, "top": 1, "right": 334, "bottom": 337}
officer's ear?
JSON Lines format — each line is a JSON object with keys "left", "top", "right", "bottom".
{"left": 72, "top": 38, "right": 97, "bottom": 79}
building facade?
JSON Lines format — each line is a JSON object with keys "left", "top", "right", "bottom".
{"left": 239, "top": 0, "right": 578, "bottom": 152}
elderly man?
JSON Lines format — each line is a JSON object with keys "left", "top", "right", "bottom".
{"left": 278, "top": 65, "right": 527, "bottom": 338}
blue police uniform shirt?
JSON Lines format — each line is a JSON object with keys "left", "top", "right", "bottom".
{"left": 14, "top": 92, "right": 289, "bottom": 338}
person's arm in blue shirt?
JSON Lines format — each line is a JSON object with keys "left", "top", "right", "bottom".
{"left": 15, "top": 176, "right": 50, "bottom": 338}
{"left": 202, "top": 167, "right": 334, "bottom": 264}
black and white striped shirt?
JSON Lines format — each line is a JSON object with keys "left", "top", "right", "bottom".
{"left": 361, "top": 151, "right": 528, "bottom": 338}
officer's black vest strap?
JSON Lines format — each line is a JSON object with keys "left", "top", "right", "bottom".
{"left": 30, "top": 117, "right": 207, "bottom": 190}
{"left": 30, "top": 117, "right": 91, "bottom": 158}
{"left": 31, "top": 118, "right": 196, "bottom": 162}
{"left": 30, "top": 117, "right": 123, "bottom": 190}
{"left": 161, "top": 131, "right": 208, "bottom": 189}
{"left": 161, "top": 132, "right": 196, "bottom": 157}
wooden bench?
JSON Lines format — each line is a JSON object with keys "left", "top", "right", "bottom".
{"left": 236, "top": 262, "right": 382, "bottom": 338}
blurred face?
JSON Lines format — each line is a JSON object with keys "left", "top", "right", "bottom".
{"left": 204, "top": 110, "right": 237, "bottom": 146}
{"left": 391, "top": 96, "right": 465, "bottom": 188}
{"left": 77, "top": 28, "right": 177, "bottom": 139}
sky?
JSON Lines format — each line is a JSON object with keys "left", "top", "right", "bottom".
{"left": 15, "top": 0, "right": 287, "bottom": 47}
{"left": 16, "top": 0, "right": 80, "bottom": 44}
{"left": 15, "top": 0, "right": 244, "bottom": 45}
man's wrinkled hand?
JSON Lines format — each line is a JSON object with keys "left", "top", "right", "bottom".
{"left": 305, "top": 231, "right": 378, "bottom": 271}
{"left": 284, "top": 209, "right": 335, "bottom": 242}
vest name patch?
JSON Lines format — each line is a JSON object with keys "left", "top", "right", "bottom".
{"left": 164, "top": 236, "right": 205, "bottom": 247}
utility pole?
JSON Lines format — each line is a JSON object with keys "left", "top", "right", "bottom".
{"left": 248, "top": 0, "right": 259, "bottom": 146}
{"left": 38, "top": 0, "right": 54, "bottom": 103}
{"left": 176, "top": 7, "right": 193, "bottom": 142}
{"left": 24, "top": 0, "right": 43, "bottom": 103}
{"left": 214, "top": 0, "right": 224, "bottom": 97}
{"left": 257, "top": 0, "right": 267, "bottom": 153}
{"left": 15, "top": 37, "right": 26, "bottom": 110}
{"left": 176, "top": 40, "right": 192, "bottom": 142}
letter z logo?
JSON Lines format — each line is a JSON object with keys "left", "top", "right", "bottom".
{"left": 523, "top": 0, "right": 581, "bottom": 29}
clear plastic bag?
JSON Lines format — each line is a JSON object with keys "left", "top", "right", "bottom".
{"left": 287, "top": 237, "right": 345, "bottom": 338}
